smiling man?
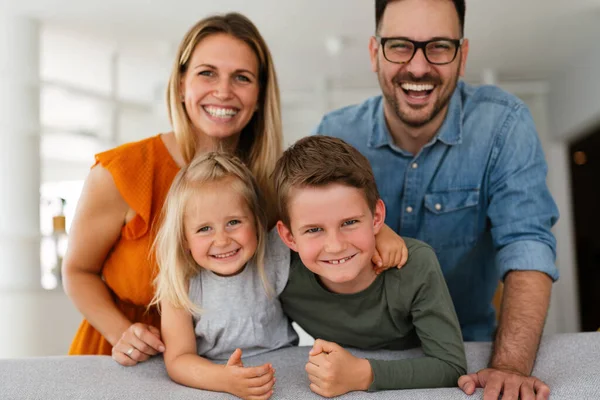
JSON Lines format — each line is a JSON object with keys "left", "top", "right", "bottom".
{"left": 314, "top": 0, "right": 559, "bottom": 399}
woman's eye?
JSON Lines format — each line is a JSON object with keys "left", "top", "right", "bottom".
{"left": 235, "top": 75, "right": 251, "bottom": 83}
{"left": 199, "top": 70, "right": 214, "bottom": 77}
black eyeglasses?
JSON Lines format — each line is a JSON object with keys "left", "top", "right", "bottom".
{"left": 376, "top": 36, "right": 463, "bottom": 65}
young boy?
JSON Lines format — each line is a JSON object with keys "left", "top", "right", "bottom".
{"left": 273, "top": 136, "right": 467, "bottom": 397}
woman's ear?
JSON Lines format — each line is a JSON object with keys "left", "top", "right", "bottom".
{"left": 372, "top": 199, "right": 386, "bottom": 235}
{"left": 276, "top": 220, "right": 298, "bottom": 252}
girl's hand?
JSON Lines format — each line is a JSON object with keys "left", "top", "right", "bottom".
{"left": 224, "top": 349, "right": 275, "bottom": 400}
{"left": 111, "top": 323, "right": 165, "bottom": 366}
{"left": 372, "top": 224, "right": 408, "bottom": 274}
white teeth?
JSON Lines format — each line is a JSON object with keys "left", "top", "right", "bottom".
{"left": 400, "top": 83, "right": 434, "bottom": 92}
{"left": 204, "top": 106, "right": 238, "bottom": 118}
{"left": 328, "top": 255, "right": 353, "bottom": 265}
{"left": 212, "top": 249, "right": 238, "bottom": 258}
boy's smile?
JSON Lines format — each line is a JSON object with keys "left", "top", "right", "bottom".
{"left": 277, "top": 183, "right": 386, "bottom": 294}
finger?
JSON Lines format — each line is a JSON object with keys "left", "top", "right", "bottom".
{"left": 501, "top": 377, "right": 521, "bottom": 400}
{"left": 309, "top": 382, "right": 330, "bottom": 398}
{"left": 533, "top": 379, "right": 550, "bottom": 400}
{"left": 242, "top": 363, "right": 273, "bottom": 379}
{"left": 398, "top": 245, "right": 408, "bottom": 268}
{"left": 134, "top": 326, "right": 166, "bottom": 353}
{"left": 247, "top": 390, "right": 273, "bottom": 400}
{"left": 114, "top": 340, "right": 150, "bottom": 362}
{"left": 371, "top": 249, "right": 383, "bottom": 267}
{"left": 248, "top": 376, "right": 276, "bottom": 395}
{"left": 147, "top": 324, "right": 162, "bottom": 338}
{"left": 311, "top": 339, "right": 338, "bottom": 355}
{"left": 482, "top": 376, "right": 504, "bottom": 400}
{"left": 227, "top": 348, "right": 243, "bottom": 367}
{"left": 309, "top": 339, "right": 325, "bottom": 356}
{"left": 520, "top": 380, "right": 536, "bottom": 400}
{"left": 247, "top": 369, "right": 275, "bottom": 388}
{"left": 305, "top": 361, "right": 321, "bottom": 377}
{"left": 111, "top": 347, "right": 137, "bottom": 366}
{"left": 308, "top": 353, "right": 327, "bottom": 367}
{"left": 458, "top": 374, "right": 479, "bottom": 395}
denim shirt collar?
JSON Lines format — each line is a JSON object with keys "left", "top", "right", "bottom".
{"left": 369, "top": 83, "right": 464, "bottom": 150}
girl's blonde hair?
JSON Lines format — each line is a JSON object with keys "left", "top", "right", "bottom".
{"left": 151, "top": 152, "right": 271, "bottom": 315}
{"left": 166, "top": 12, "right": 282, "bottom": 224}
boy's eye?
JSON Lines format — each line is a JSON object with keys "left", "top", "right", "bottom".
{"left": 305, "top": 227, "right": 322, "bottom": 234}
{"left": 342, "top": 219, "right": 359, "bottom": 227}
{"left": 197, "top": 226, "right": 211, "bottom": 233}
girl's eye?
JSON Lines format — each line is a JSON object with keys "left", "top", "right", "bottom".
{"left": 197, "top": 226, "right": 211, "bottom": 233}
{"left": 342, "top": 220, "right": 359, "bottom": 227}
{"left": 305, "top": 227, "right": 322, "bottom": 234}
{"left": 228, "top": 219, "right": 241, "bottom": 226}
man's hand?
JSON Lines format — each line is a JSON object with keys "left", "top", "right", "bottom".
{"left": 305, "top": 339, "right": 373, "bottom": 397}
{"left": 458, "top": 368, "right": 550, "bottom": 400}
{"left": 372, "top": 224, "right": 408, "bottom": 274}
{"left": 223, "top": 348, "right": 275, "bottom": 400}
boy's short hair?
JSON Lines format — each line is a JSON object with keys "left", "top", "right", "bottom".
{"left": 272, "top": 135, "right": 380, "bottom": 228}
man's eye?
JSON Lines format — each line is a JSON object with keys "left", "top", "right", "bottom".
{"left": 342, "top": 220, "right": 359, "bottom": 227}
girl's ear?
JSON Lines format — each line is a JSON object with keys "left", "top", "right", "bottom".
{"left": 276, "top": 220, "right": 298, "bottom": 252}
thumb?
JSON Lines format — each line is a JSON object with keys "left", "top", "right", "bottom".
{"left": 458, "top": 373, "right": 481, "bottom": 395}
{"left": 310, "top": 339, "right": 338, "bottom": 356}
{"left": 147, "top": 325, "right": 161, "bottom": 337}
{"left": 226, "top": 348, "right": 243, "bottom": 367}
{"left": 371, "top": 249, "right": 383, "bottom": 268}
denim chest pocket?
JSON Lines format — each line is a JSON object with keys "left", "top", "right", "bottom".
{"left": 423, "top": 188, "right": 480, "bottom": 249}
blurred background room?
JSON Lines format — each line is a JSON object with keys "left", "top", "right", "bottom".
{"left": 1, "top": 0, "right": 599, "bottom": 358}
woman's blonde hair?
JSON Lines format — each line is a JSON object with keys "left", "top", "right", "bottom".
{"left": 151, "top": 152, "right": 271, "bottom": 315}
{"left": 166, "top": 12, "right": 282, "bottom": 223}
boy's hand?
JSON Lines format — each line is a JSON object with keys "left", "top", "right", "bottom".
{"left": 373, "top": 224, "right": 408, "bottom": 274}
{"left": 305, "top": 339, "right": 373, "bottom": 397}
{"left": 223, "top": 348, "right": 275, "bottom": 400}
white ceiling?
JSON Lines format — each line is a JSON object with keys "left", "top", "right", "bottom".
{"left": 8, "top": 0, "right": 600, "bottom": 90}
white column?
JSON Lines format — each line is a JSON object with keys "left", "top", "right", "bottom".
{"left": 0, "top": 11, "right": 44, "bottom": 357}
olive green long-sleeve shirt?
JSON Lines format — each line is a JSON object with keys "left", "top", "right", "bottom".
{"left": 280, "top": 238, "right": 467, "bottom": 391}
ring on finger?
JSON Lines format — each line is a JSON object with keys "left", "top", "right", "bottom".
{"left": 126, "top": 347, "right": 134, "bottom": 357}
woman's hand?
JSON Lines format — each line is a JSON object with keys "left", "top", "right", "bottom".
{"left": 372, "top": 224, "right": 408, "bottom": 274}
{"left": 111, "top": 323, "right": 165, "bottom": 366}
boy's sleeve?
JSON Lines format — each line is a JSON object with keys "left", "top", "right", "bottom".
{"left": 367, "top": 246, "right": 467, "bottom": 391}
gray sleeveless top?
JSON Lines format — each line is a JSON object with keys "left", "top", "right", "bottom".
{"left": 188, "top": 229, "right": 298, "bottom": 360}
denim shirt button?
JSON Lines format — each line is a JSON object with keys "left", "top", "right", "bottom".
{"left": 411, "top": 162, "right": 418, "bottom": 169}
{"left": 406, "top": 206, "right": 414, "bottom": 213}
{"left": 435, "top": 203, "right": 442, "bottom": 211}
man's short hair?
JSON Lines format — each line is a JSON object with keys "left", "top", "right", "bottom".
{"left": 272, "top": 136, "right": 380, "bottom": 228}
{"left": 375, "top": 0, "right": 466, "bottom": 36}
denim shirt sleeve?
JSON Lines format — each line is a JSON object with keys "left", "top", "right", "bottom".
{"left": 488, "top": 105, "right": 559, "bottom": 281}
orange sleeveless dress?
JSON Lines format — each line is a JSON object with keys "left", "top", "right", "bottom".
{"left": 68, "top": 135, "right": 180, "bottom": 355}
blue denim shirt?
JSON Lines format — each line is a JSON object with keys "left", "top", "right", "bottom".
{"left": 314, "top": 81, "right": 559, "bottom": 341}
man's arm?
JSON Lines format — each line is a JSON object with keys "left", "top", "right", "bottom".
{"left": 492, "top": 270, "right": 552, "bottom": 375}
{"left": 459, "top": 105, "right": 557, "bottom": 400}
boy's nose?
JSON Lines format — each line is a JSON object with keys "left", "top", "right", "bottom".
{"left": 324, "top": 231, "right": 346, "bottom": 254}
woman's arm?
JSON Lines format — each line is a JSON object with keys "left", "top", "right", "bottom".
{"left": 161, "top": 300, "right": 275, "bottom": 399}
{"left": 62, "top": 165, "right": 164, "bottom": 364}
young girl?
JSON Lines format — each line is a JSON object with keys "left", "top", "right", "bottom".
{"left": 152, "top": 152, "right": 297, "bottom": 400}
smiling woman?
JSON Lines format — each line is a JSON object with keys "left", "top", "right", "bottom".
{"left": 61, "top": 12, "right": 283, "bottom": 365}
